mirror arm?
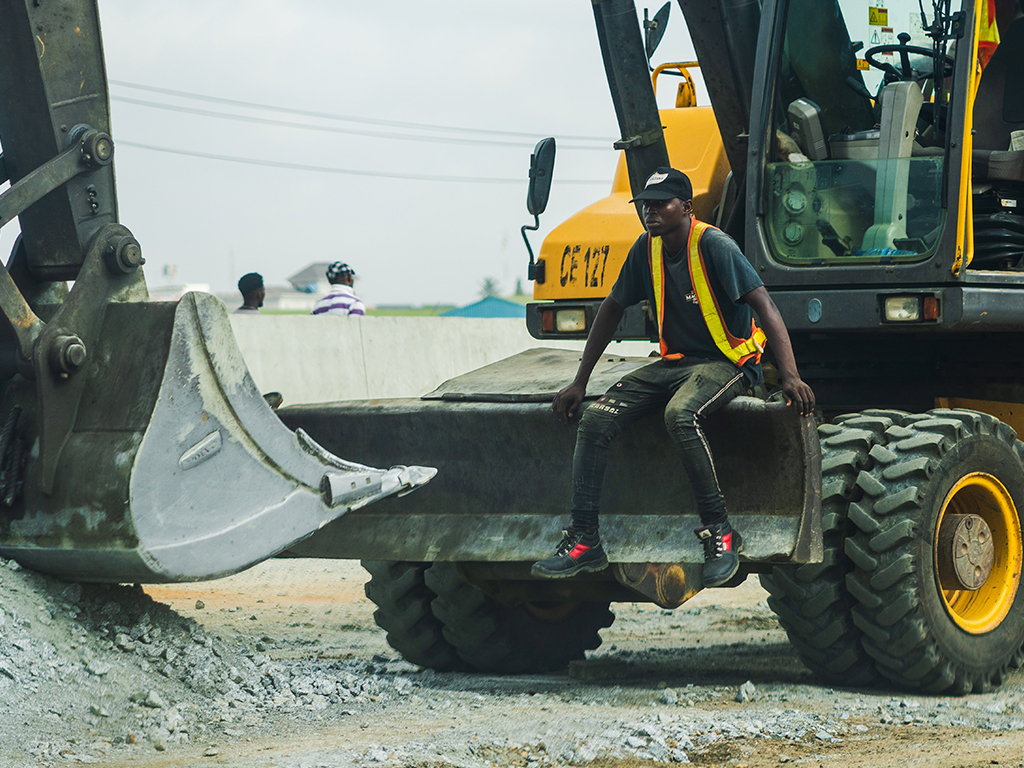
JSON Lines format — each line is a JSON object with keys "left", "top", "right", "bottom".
{"left": 644, "top": 7, "right": 652, "bottom": 69}
{"left": 522, "top": 215, "right": 545, "bottom": 283}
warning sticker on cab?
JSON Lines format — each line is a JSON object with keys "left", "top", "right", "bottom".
{"left": 856, "top": 58, "right": 870, "bottom": 70}
{"left": 869, "top": 7, "right": 888, "bottom": 25}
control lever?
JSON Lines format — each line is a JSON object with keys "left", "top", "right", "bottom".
{"left": 845, "top": 76, "right": 873, "bottom": 102}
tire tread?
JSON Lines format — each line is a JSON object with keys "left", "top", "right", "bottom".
{"left": 844, "top": 408, "right": 1024, "bottom": 694}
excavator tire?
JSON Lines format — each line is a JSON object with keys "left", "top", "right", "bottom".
{"left": 424, "top": 562, "right": 614, "bottom": 674}
{"left": 845, "top": 409, "right": 1024, "bottom": 694}
{"left": 362, "top": 561, "right": 464, "bottom": 671}
{"left": 760, "top": 410, "right": 910, "bottom": 686}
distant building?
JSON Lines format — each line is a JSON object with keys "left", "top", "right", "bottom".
{"left": 440, "top": 296, "right": 527, "bottom": 319}
{"left": 286, "top": 263, "right": 334, "bottom": 294}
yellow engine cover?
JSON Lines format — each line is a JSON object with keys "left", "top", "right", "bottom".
{"left": 534, "top": 106, "right": 731, "bottom": 302}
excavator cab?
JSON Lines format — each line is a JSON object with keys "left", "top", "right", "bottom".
{"left": 736, "top": 0, "right": 1024, "bottom": 412}
{"left": 760, "top": 0, "right": 955, "bottom": 266}
{"left": 752, "top": 0, "right": 1024, "bottom": 277}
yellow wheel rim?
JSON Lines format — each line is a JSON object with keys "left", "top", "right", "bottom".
{"left": 935, "top": 473, "right": 1022, "bottom": 634}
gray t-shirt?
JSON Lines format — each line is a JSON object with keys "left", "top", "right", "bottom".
{"left": 609, "top": 225, "right": 764, "bottom": 383}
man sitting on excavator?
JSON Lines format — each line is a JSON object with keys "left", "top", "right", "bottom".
{"left": 533, "top": 167, "right": 816, "bottom": 587}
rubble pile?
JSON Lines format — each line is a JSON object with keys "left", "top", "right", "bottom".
{"left": 344, "top": 709, "right": 853, "bottom": 766}
{"left": 0, "top": 556, "right": 406, "bottom": 764}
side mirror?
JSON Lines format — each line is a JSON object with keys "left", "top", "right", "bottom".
{"left": 522, "top": 137, "right": 556, "bottom": 283}
{"left": 526, "top": 137, "right": 556, "bottom": 216}
{"left": 644, "top": 3, "right": 671, "bottom": 63}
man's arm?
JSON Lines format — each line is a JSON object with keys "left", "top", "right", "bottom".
{"left": 551, "top": 296, "right": 626, "bottom": 424}
{"left": 742, "top": 285, "right": 815, "bottom": 416}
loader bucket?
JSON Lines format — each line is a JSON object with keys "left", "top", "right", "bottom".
{"left": 0, "top": 2, "right": 433, "bottom": 584}
{"left": 281, "top": 348, "right": 822, "bottom": 566}
{"left": 0, "top": 293, "right": 435, "bottom": 583}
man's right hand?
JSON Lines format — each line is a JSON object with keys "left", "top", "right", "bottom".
{"left": 552, "top": 382, "right": 587, "bottom": 424}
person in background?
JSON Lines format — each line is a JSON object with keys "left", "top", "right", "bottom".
{"left": 312, "top": 262, "right": 366, "bottom": 316}
{"left": 233, "top": 272, "right": 264, "bottom": 315}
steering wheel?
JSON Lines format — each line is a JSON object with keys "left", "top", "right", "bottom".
{"left": 865, "top": 32, "right": 955, "bottom": 83}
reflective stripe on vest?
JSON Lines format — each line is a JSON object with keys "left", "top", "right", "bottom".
{"left": 648, "top": 219, "right": 767, "bottom": 367}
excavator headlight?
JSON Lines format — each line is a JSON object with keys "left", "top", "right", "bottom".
{"left": 555, "top": 309, "right": 587, "bottom": 333}
{"left": 883, "top": 295, "right": 921, "bottom": 322}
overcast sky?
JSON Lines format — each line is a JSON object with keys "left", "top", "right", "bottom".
{"left": 2, "top": 1, "right": 703, "bottom": 307}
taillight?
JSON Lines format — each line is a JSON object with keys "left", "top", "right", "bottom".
{"left": 541, "top": 309, "right": 554, "bottom": 332}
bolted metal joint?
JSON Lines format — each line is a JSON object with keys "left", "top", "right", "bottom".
{"left": 104, "top": 235, "right": 144, "bottom": 274}
{"left": 81, "top": 130, "right": 114, "bottom": 168}
{"left": 48, "top": 334, "right": 88, "bottom": 377}
{"left": 65, "top": 124, "right": 114, "bottom": 169}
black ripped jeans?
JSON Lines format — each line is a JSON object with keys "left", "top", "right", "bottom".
{"left": 572, "top": 357, "right": 748, "bottom": 527}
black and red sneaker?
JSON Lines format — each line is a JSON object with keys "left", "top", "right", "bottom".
{"left": 695, "top": 521, "right": 744, "bottom": 587}
{"left": 531, "top": 527, "right": 608, "bottom": 579}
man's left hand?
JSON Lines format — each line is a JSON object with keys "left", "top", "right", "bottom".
{"left": 781, "top": 375, "right": 815, "bottom": 417}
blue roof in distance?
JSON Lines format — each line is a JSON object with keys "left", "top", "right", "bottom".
{"left": 440, "top": 296, "right": 527, "bottom": 318}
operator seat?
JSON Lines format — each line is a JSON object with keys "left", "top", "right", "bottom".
{"left": 973, "top": 15, "right": 1024, "bottom": 178}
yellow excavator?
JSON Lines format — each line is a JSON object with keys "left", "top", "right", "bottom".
{"left": 284, "top": 0, "right": 1024, "bottom": 695}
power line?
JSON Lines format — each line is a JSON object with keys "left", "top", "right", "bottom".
{"left": 115, "top": 140, "right": 609, "bottom": 185}
{"left": 110, "top": 95, "right": 611, "bottom": 151}
{"left": 110, "top": 80, "right": 613, "bottom": 143}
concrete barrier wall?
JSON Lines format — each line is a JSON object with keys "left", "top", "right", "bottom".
{"left": 229, "top": 314, "right": 655, "bottom": 405}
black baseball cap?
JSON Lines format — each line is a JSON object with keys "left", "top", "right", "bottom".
{"left": 629, "top": 167, "right": 693, "bottom": 203}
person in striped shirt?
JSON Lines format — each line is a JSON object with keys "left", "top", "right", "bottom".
{"left": 311, "top": 262, "right": 366, "bottom": 317}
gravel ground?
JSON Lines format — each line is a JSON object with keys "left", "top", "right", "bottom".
{"left": 3, "top": 556, "right": 1024, "bottom": 767}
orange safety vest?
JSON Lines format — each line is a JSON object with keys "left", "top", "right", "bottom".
{"left": 648, "top": 219, "right": 767, "bottom": 367}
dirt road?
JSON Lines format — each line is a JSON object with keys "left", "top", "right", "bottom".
{"left": 5, "top": 557, "right": 1024, "bottom": 767}
{"left": 126, "top": 561, "right": 1024, "bottom": 766}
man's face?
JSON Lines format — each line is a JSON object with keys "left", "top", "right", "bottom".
{"left": 256, "top": 286, "right": 265, "bottom": 307}
{"left": 642, "top": 197, "right": 692, "bottom": 236}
